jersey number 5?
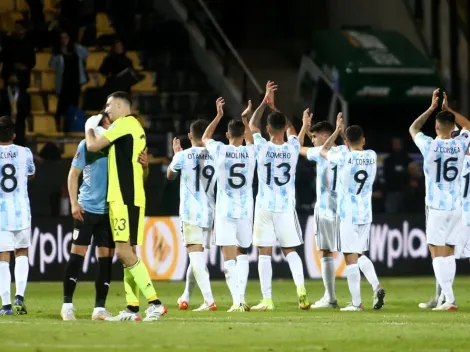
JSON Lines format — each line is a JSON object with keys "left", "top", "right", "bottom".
{"left": 0, "top": 164, "right": 18, "bottom": 193}
{"left": 229, "top": 163, "right": 246, "bottom": 189}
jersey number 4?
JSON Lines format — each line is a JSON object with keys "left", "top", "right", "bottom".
{"left": 0, "top": 164, "right": 18, "bottom": 193}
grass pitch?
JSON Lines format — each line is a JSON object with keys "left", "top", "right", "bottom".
{"left": 1, "top": 278, "right": 470, "bottom": 352}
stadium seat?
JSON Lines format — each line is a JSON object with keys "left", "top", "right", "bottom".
{"left": 63, "top": 142, "right": 79, "bottom": 158}
{"left": 48, "top": 94, "right": 58, "bottom": 114}
{"left": 96, "top": 13, "right": 114, "bottom": 34}
{"left": 132, "top": 71, "right": 156, "bottom": 93}
{"left": 41, "top": 72, "right": 55, "bottom": 91}
{"left": 127, "top": 51, "right": 143, "bottom": 70}
{"left": 86, "top": 52, "right": 107, "bottom": 72}
{"left": 15, "top": 0, "right": 29, "bottom": 11}
{"left": 0, "top": 12, "right": 23, "bottom": 32}
{"left": 33, "top": 115, "right": 56, "bottom": 133}
{"left": 31, "top": 94, "right": 45, "bottom": 115}
{"left": 80, "top": 73, "right": 105, "bottom": 91}
{"left": 34, "top": 53, "right": 52, "bottom": 72}
{"left": 44, "top": 0, "right": 60, "bottom": 10}
{"left": 0, "top": 1, "right": 14, "bottom": 13}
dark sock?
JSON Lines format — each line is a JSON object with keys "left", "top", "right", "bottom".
{"left": 15, "top": 295, "right": 24, "bottom": 301}
{"left": 2, "top": 304, "right": 12, "bottom": 310}
{"left": 149, "top": 299, "right": 162, "bottom": 306}
{"left": 63, "top": 253, "right": 84, "bottom": 304}
{"left": 126, "top": 305, "right": 139, "bottom": 313}
{"left": 95, "top": 257, "right": 112, "bottom": 308}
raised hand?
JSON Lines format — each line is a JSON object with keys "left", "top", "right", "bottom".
{"left": 241, "top": 100, "right": 252, "bottom": 124}
{"left": 442, "top": 91, "right": 449, "bottom": 111}
{"left": 216, "top": 97, "right": 225, "bottom": 118}
{"left": 336, "top": 112, "right": 344, "bottom": 131}
{"left": 430, "top": 88, "right": 439, "bottom": 110}
{"left": 302, "top": 108, "right": 312, "bottom": 129}
{"left": 264, "top": 80, "right": 278, "bottom": 109}
{"left": 138, "top": 148, "right": 148, "bottom": 168}
{"left": 173, "top": 137, "right": 183, "bottom": 154}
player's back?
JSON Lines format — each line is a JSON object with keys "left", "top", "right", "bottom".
{"left": 337, "top": 149, "right": 377, "bottom": 224}
{"left": 173, "top": 147, "right": 216, "bottom": 228}
{"left": 210, "top": 142, "right": 256, "bottom": 219}
{"left": 254, "top": 134, "right": 299, "bottom": 213}
{"left": 418, "top": 133, "right": 469, "bottom": 210}
{"left": 0, "top": 144, "right": 35, "bottom": 231}
{"left": 461, "top": 155, "right": 470, "bottom": 225}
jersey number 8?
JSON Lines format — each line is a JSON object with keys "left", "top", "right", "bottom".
{"left": 0, "top": 164, "right": 18, "bottom": 193}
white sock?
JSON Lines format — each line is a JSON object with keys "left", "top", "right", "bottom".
{"left": 258, "top": 255, "right": 272, "bottom": 300}
{"left": 285, "top": 252, "right": 305, "bottom": 288}
{"left": 432, "top": 257, "right": 455, "bottom": 303}
{"left": 0, "top": 261, "right": 11, "bottom": 306}
{"left": 435, "top": 280, "right": 442, "bottom": 301}
{"left": 14, "top": 256, "right": 29, "bottom": 298}
{"left": 188, "top": 252, "right": 214, "bottom": 305}
{"left": 445, "top": 255, "right": 456, "bottom": 303}
{"left": 62, "top": 302, "right": 73, "bottom": 310}
{"left": 182, "top": 263, "right": 195, "bottom": 302}
{"left": 358, "top": 255, "right": 380, "bottom": 291}
{"left": 236, "top": 254, "right": 249, "bottom": 303}
{"left": 320, "top": 257, "right": 336, "bottom": 302}
{"left": 93, "top": 307, "right": 104, "bottom": 314}
{"left": 346, "top": 264, "right": 361, "bottom": 307}
{"left": 224, "top": 260, "right": 240, "bottom": 306}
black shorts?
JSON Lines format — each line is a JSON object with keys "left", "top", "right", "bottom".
{"left": 72, "top": 211, "right": 114, "bottom": 248}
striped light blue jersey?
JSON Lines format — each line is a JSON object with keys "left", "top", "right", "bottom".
{"left": 253, "top": 133, "right": 300, "bottom": 213}
{"left": 307, "top": 145, "right": 348, "bottom": 218}
{"left": 414, "top": 130, "right": 470, "bottom": 211}
{"left": 327, "top": 147, "right": 377, "bottom": 224}
{"left": 169, "top": 147, "right": 216, "bottom": 228}
{"left": 461, "top": 155, "right": 470, "bottom": 225}
{"left": 206, "top": 139, "right": 257, "bottom": 219}
{"left": 71, "top": 140, "right": 109, "bottom": 214}
{"left": 0, "top": 144, "right": 35, "bottom": 231}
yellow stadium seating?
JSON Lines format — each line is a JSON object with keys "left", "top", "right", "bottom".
{"left": 0, "top": 1, "right": 14, "bottom": 13}
{"left": 41, "top": 71, "right": 55, "bottom": 91}
{"left": 33, "top": 115, "right": 56, "bottom": 134}
{"left": 132, "top": 72, "right": 156, "bottom": 93}
{"left": 96, "top": 13, "right": 114, "bottom": 34}
{"left": 63, "top": 142, "right": 79, "bottom": 158}
{"left": 0, "top": 12, "right": 23, "bottom": 33}
{"left": 48, "top": 94, "right": 58, "bottom": 114}
{"left": 31, "top": 94, "right": 45, "bottom": 114}
{"left": 34, "top": 53, "right": 52, "bottom": 72}
{"left": 127, "top": 51, "right": 143, "bottom": 70}
{"left": 86, "top": 52, "right": 107, "bottom": 72}
{"left": 15, "top": 0, "right": 29, "bottom": 11}
{"left": 43, "top": 0, "right": 60, "bottom": 10}
{"left": 81, "top": 73, "right": 105, "bottom": 91}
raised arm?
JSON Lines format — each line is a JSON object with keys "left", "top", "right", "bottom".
{"left": 297, "top": 108, "right": 312, "bottom": 146}
{"left": 167, "top": 138, "right": 183, "bottom": 180}
{"left": 249, "top": 80, "right": 278, "bottom": 134}
{"left": 202, "top": 97, "right": 225, "bottom": 145}
{"left": 241, "top": 100, "right": 254, "bottom": 144}
{"left": 409, "top": 88, "right": 439, "bottom": 140}
{"left": 320, "top": 113, "right": 343, "bottom": 159}
{"left": 442, "top": 92, "right": 470, "bottom": 131}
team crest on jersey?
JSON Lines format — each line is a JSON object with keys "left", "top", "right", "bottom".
{"left": 463, "top": 133, "right": 469, "bottom": 138}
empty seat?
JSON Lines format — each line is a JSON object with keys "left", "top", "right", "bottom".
{"left": 132, "top": 72, "right": 156, "bottom": 93}
{"left": 34, "top": 53, "right": 52, "bottom": 72}
{"left": 44, "top": 0, "right": 60, "bottom": 10}
{"left": 48, "top": 94, "right": 58, "bottom": 114}
{"left": 96, "top": 13, "right": 114, "bottom": 34}
{"left": 31, "top": 95, "right": 45, "bottom": 114}
{"left": 15, "top": 0, "right": 29, "bottom": 11}
{"left": 86, "top": 52, "right": 107, "bottom": 71}
{"left": 41, "top": 72, "right": 55, "bottom": 91}
{"left": 63, "top": 143, "right": 79, "bottom": 158}
{"left": 0, "top": 1, "right": 14, "bottom": 13}
{"left": 33, "top": 115, "right": 56, "bottom": 133}
{"left": 127, "top": 51, "right": 143, "bottom": 70}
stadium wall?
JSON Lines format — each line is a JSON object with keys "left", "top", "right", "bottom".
{"left": 20, "top": 214, "right": 469, "bottom": 281}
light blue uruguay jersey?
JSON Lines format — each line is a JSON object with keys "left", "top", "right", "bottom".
{"left": 71, "top": 140, "right": 109, "bottom": 214}
{"left": 254, "top": 133, "right": 300, "bottom": 213}
{"left": 307, "top": 145, "right": 348, "bottom": 218}
{"left": 414, "top": 130, "right": 470, "bottom": 211}
{"left": 169, "top": 147, "right": 216, "bottom": 228}
{"left": 327, "top": 147, "right": 377, "bottom": 224}
{"left": 0, "top": 144, "right": 35, "bottom": 231}
{"left": 206, "top": 139, "right": 257, "bottom": 219}
{"left": 461, "top": 155, "right": 470, "bottom": 225}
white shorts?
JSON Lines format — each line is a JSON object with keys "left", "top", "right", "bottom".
{"left": 338, "top": 219, "right": 370, "bottom": 254}
{"left": 253, "top": 207, "right": 303, "bottom": 248}
{"left": 0, "top": 227, "right": 31, "bottom": 252}
{"left": 426, "top": 208, "right": 461, "bottom": 246}
{"left": 215, "top": 217, "right": 252, "bottom": 248}
{"left": 181, "top": 222, "right": 212, "bottom": 248}
{"left": 313, "top": 211, "right": 339, "bottom": 252}
{"left": 455, "top": 223, "right": 470, "bottom": 259}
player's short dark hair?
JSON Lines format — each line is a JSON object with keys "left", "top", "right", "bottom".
{"left": 451, "top": 129, "right": 460, "bottom": 138}
{"left": 108, "top": 91, "right": 132, "bottom": 107}
{"left": 190, "top": 119, "right": 209, "bottom": 140}
{"left": 345, "top": 125, "right": 364, "bottom": 144}
{"left": 98, "top": 111, "right": 108, "bottom": 127}
{"left": 0, "top": 116, "right": 15, "bottom": 142}
{"left": 436, "top": 111, "right": 455, "bottom": 127}
{"left": 310, "top": 121, "right": 334, "bottom": 135}
{"left": 267, "top": 111, "right": 286, "bottom": 131}
{"left": 228, "top": 119, "right": 245, "bottom": 138}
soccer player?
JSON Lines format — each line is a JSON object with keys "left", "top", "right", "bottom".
{"left": 248, "top": 81, "right": 310, "bottom": 311}
{"left": 86, "top": 91, "right": 166, "bottom": 321}
{"left": 0, "top": 116, "right": 35, "bottom": 316}
{"left": 201, "top": 98, "right": 255, "bottom": 312}
{"left": 409, "top": 89, "right": 470, "bottom": 311}
{"left": 320, "top": 114, "right": 378, "bottom": 311}
{"left": 167, "top": 119, "right": 217, "bottom": 312}
{"left": 301, "top": 119, "right": 385, "bottom": 309}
